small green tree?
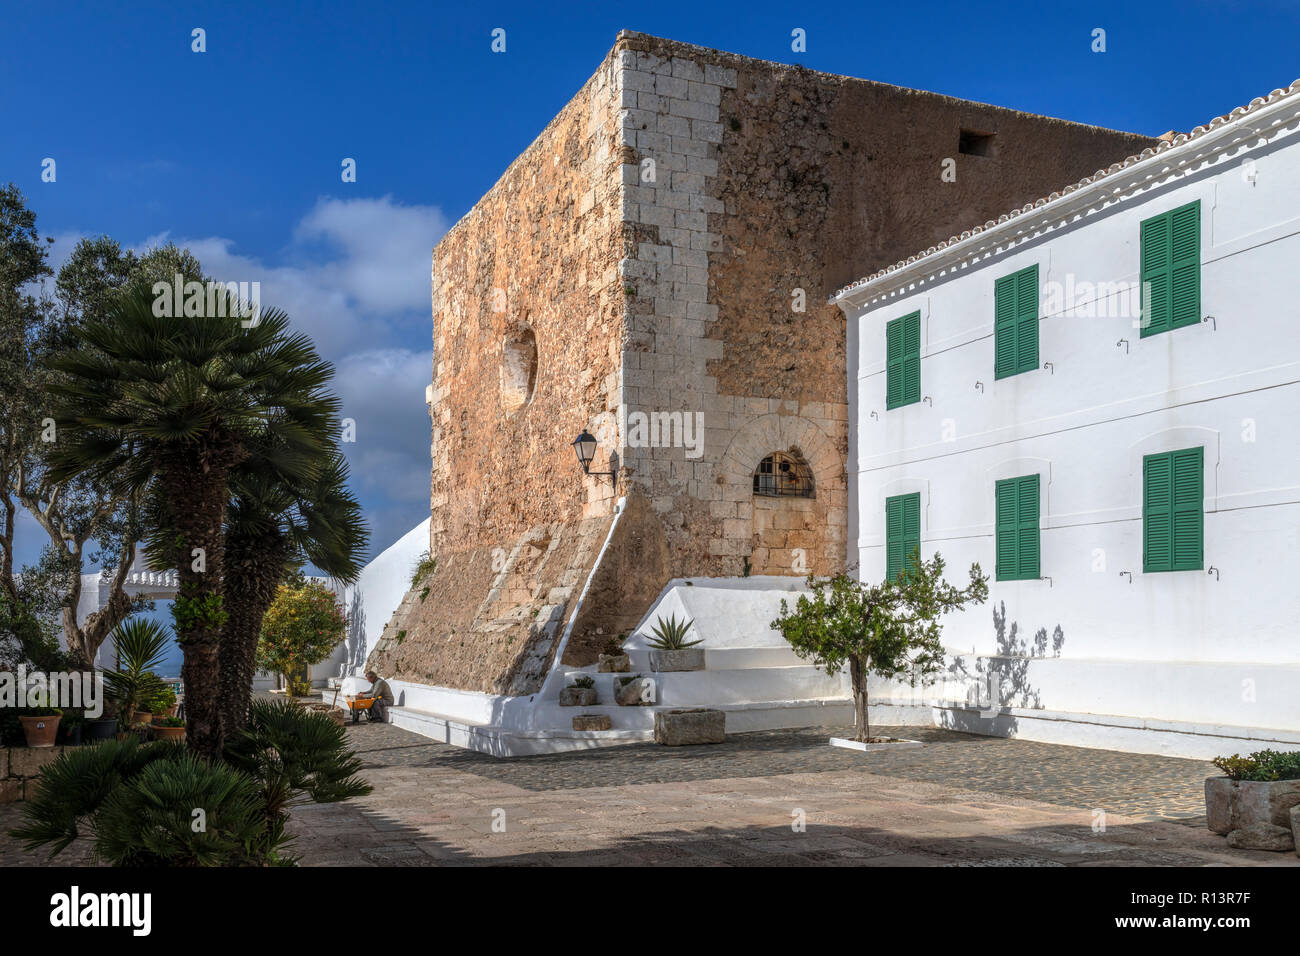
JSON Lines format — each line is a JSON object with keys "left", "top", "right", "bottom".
{"left": 771, "top": 551, "right": 988, "bottom": 742}
{"left": 256, "top": 577, "right": 346, "bottom": 699}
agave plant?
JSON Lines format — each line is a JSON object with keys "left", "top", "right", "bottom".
{"left": 646, "top": 614, "right": 701, "bottom": 650}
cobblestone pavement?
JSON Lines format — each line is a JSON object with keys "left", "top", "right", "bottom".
{"left": 288, "top": 723, "right": 1293, "bottom": 867}
{"left": 360, "top": 724, "right": 1214, "bottom": 818}
{"left": 3, "top": 722, "right": 1296, "bottom": 867}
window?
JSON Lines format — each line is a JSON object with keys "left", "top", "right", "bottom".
{"left": 994, "top": 264, "right": 1039, "bottom": 379}
{"left": 1143, "top": 446, "right": 1203, "bottom": 572}
{"left": 995, "top": 474, "right": 1040, "bottom": 580}
{"left": 885, "top": 311, "right": 920, "bottom": 409}
{"left": 1140, "top": 200, "right": 1200, "bottom": 337}
{"left": 885, "top": 492, "right": 921, "bottom": 580}
{"left": 753, "top": 451, "right": 813, "bottom": 497}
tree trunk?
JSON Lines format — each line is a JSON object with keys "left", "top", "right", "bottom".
{"left": 160, "top": 434, "right": 241, "bottom": 762}
{"left": 218, "top": 541, "right": 282, "bottom": 734}
{"left": 849, "top": 656, "right": 870, "bottom": 742}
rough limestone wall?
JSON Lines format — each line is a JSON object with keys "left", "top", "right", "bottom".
{"left": 368, "top": 46, "right": 628, "bottom": 695}
{"left": 611, "top": 32, "right": 1158, "bottom": 585}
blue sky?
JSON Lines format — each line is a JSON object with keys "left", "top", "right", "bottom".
{"left": 4, "top": 0, "right": 1298, "bottom": 574}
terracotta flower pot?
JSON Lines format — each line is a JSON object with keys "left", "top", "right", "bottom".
{"left": 153, "top": 726, "right": 186, "bottom": 742}
{"left": 20, "top": 714, "right": 61, "bottom": 748}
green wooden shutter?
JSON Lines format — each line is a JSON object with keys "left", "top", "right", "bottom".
{"left": 1016, "top": 475, "right": 1040, "bottom": 578}
{"left": 1144, "top": 446, "right": 1203, "bottom": 572}
{"left": 1171, "top": 447, "right": 1204, "bottom": 570}
{"left": 1141, "top": 201, "right": 1199, "bottom": 337}
{"left": 902, "top": 311, "right": 921, "bottom": 405}
{"left": 1170, "top": 203, "right": 1201, "bottom": 330}
{"left": 886, "top": 492, "right": 921, "bottom": 579}
{"left": 995, "top": 479, "right": 1019, "bottom": 577}
{"left": 995, "top": 475, "right": 1039, "bottom": 580}
{"left": 886, "top": 312, "right": 920, "bottom": 409}
{"left": 994, "top": 265, "right": 1038, "bottom": 378}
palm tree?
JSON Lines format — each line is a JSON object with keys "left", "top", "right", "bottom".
{"left": 218, "top": 449, "right": 366, "bottom": 733}
{"left": 45, "top": 284, "right": 338, "bottom": 760}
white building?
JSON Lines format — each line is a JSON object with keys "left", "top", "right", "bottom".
{"left": 836, "top": 81, "right": 1300, "bottom": 759}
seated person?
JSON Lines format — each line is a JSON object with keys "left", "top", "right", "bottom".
{"left": 357, "top": 670, "right": 395, "bottom": 722}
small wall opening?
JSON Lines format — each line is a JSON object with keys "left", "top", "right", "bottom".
{"left": 959, "top": 128, "right": 997, "bottom": 157}
{"left": 501, "top": 326, "right": 538, "bottom": 413}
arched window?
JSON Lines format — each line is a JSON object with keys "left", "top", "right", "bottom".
{"left": 753, "top": 451, "right": 814, "bottom": 498}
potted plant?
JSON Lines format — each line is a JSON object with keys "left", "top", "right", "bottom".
{"left": 19, "top": 706, "right": 63, "bottom": 748}
{"left": 646, "top": 614, "right": 705, "bottom": 672}
{"left": 152, "top": 716, "right": 187, "bottom": 742}
{"left": 102, "top": 619, "right": 170, "bottom": 730}
{"left": 57, "top": 709, "right": 87, "bottom": 746}
{"left": 597, "top": 635, "right": 630, "bottom": 673}
{"left": 1205, "top": 750, "right": 1300, "bottom": 835}
{"left": 85, "top": 701, "right": 119, "bottom": 741}
{"left": 558, "top": 675, "right": 598, "bottom": 707}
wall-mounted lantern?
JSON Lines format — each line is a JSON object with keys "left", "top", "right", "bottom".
{"left": 571, "top": 429, "right": 616, "bottom": 486}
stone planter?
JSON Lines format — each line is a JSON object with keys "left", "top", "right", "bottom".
{"left": 19, "top": 714, "right": 61, "bottom": 748}
{"left": 615, "top": 677, "right": 655, "bottom": 706}
{"left": 572, "top": 714, "right": 612, "bottom": 732}
{"left": 597, "top": 653, "right": 630, "bottom": 673}
{"left": 654, "top": 708, "right": 725, "bottom": 746}
{"left": 558, "top": 686, "right": 598, "bottom": 707}
{"left": 153, "top": 726, "right": 186, "bottom": 743}
{"left": 1292, "top": 805, "right": 1300, "bottom": 859}
{"left": 1205, "top": 777, "right": 1300, "bottom": 834}
{"left": 648, "top": 648, "right": 705, "bottom": 672}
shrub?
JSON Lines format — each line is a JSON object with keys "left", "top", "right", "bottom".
{"left": 647, "top": 614, "right": 701, "bottom": 650}
{"left": 410, "top": 552, "right": 437, "bottom": 587}
{"left": 1214, "top": 750, "right": 1300, "bottom": 781}
{"left": 141, "top": 685, "right": 177, "bottom": 715}
{"left": 570, "top": 676, "right": 594, "bottom": 689}
{"left": 11, "top": 700, "right": 371, "bottom": 866}
{"left": 223, "top": 699, "right": 371, "bottom": 863}
{"left": 93, "top": 753, "right": 264, "bottom": 866}
{"left": 600, "top": 636, "right": 626, "bottom": 657}
{"left": 10, "top": 738, "right": 186, "bottom": 856}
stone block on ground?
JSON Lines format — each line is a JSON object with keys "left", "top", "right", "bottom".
{"left": 1225, "top": 822, "right": 1294, "bottom": 852}
{"left": 654, "top": 708, "right": 725, "bottom": 746}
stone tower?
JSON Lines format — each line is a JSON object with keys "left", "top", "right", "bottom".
{"left": 367, "top": 31, "right": 1157, "bottom": 698}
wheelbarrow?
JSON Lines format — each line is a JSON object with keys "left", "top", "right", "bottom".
{"left": 345, "top": 696, "right": 383, "bottom": 723}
